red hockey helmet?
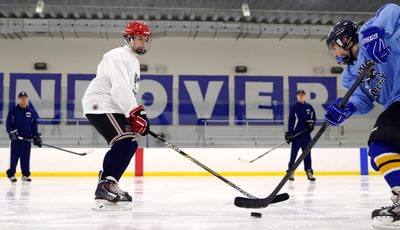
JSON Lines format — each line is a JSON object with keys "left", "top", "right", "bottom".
{"left": 123, "top": 21, "right": 151, "bottom": 39}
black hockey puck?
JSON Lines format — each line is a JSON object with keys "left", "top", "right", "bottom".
{"left": 250, "top": 212, "right": 262, "bottom": 218}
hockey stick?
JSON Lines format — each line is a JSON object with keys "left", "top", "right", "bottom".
{"left": 234, "top": 60, "right": 375, "bottom": 209}
{"left": 238, "top": 129, "right": 308, "bottom": 163}
{"left": 17, "top": 136, "right": 93, "bottom": 156}
{"left": 149, "top": 130, "right": 289, "bottom": 203}
{"left": 41, "top": 143, "right": 93, "bottom": 156}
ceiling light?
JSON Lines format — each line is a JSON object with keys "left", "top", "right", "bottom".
{"left": 242, "top": 2, "right": 250, "bottom": 17}
{"left": 36, "top": 0, "right": 45, "bottom": 13}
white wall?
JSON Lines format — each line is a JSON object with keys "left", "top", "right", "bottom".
{"left": 0, "top": 147, "right": 371, "bottom": 176}
{"left": 143, "top": 148, "right": 363, "bottom": 174}
{"left": 0, "top": 37, "right": 332, "bottom": 76}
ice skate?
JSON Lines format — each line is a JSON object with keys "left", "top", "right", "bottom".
{"left": 21, "top": 176, "right": 32, "bottom": 183}
{"left": 372, "top": 187, "right": 400, "bottom": 229}
{"left": 93, "top": 199, "right": 133, "bottom": 211}
{"left": 8, "top": 176, "right": 17, "bottom": 183}
{"left": 288, "top": 172, "right": 295, "bottom": 181}
{"left": 306, "top": 170, "right": 316, "bottom": 181}
{"left": 92, "top": 176, "right": 133, "bottom": 211}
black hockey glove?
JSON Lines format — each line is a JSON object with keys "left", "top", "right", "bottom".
{"left": 32, "top": 133, "right": 42, "bottom": 147}
{"left": 285, "top": 132, "right": 294, "bottom": 143}
{"left": 129, "top": 105, "right": 150, "bottom": 136}
{"left": 9, "top": 129, "right": 19, "bottom": 141}
{"left": 306, "top": 120, "right": 315, "bottom": 132}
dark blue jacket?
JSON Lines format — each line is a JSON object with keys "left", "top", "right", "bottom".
{"left": 6, "top": 105, "right": 39, "bottom": 139}
{"left": 288, "top": 102, "right": 316, "bottom": 135}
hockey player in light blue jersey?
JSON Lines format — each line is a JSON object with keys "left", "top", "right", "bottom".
{"left": 325, "top": 3, "right": 400, "bottom": 229}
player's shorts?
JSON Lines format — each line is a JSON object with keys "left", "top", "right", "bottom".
{"left": 368, "top": 101, "right": 400, "bottom": 148}
{"left": 86, "top": 113, "right": 135, "bottom": 145}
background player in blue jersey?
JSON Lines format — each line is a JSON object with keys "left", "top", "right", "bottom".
{"left": 285, "top": 89, "right": 316, "bottom": 181}
{"left": 6, "top": 91, "right": 42, "bottom": 183}
{"left": 325, "top": 3, "right": 400, "bottom": 228}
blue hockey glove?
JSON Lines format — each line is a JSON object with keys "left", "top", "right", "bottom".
{"left": 9, "top": 129, "right": 19, "bottom": 141}
{"left": 361, "top": 27, "right": 391, "bottom": 64}
{"left": 324, "top": 98, "right": 357, "bottom": 126}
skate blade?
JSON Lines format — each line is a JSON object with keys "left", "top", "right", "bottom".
{"left": 92, "top": 199, "right": 133, "bottom": 211}
{"left": 372, "top": 216, "right": 400, "bottom": 229}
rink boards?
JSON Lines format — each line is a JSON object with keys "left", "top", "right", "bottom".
{"left": 0, "top": 147, "right": 376, "bottom": 177}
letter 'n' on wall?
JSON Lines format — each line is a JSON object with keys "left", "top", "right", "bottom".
{"left": 9, "top": 73, "right": 61, "bottom": 124}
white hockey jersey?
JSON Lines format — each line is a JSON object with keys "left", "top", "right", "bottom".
{"left": 82, "top": 45, "right": 140, "bottom": 118}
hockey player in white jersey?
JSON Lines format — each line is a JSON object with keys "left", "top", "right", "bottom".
{"left": 82, "top": 21, "right": 151, "bottom": 210}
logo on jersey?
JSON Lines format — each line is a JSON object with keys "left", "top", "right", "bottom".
{"left": 124, "top": 124, "right": 132, "bottom": 132}
{"left": 134, "top": 73, "right": 139, "bottom": 84}
{"left": 25, "top": 112, "right": 32, "bottom": 118}
{"left": 133, "top": 73, "right": 139, "bottom": 95}
{"left": 361, "top": 67, "right": 386, "bottom": 101}
{"left": 306, "top": 109, "right": 311, "bottom": 114}
{"left": 362, "top": 33, "right": 378, "bottom": 43}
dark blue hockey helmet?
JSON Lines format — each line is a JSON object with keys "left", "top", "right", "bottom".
{"left": 296, "top": 89, "right": 306, "bottom": 95}
{"left": 326, "top": 20, "right": 359, "bottom": 50}
{"left": 18, "top": 91, "right": 28, "bottom": 97}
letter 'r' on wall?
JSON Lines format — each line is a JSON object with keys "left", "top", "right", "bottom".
{"left": 179, "top": 75, "right": 229, "bottom": 125}
{"left": 9, "top": 73, "right": 61, "bottom": 124}
{"left": 235, "top": 76, "right": 284, "bottom": 125}
{"left": 288, "top": 76, "right": 337, "bottom": 122}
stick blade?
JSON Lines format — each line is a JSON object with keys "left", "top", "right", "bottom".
{"left": 234, "top": 193, "right": 289, "bottom": 209}
{"left": 85, "top": 149, "right": 94, "bottom": 155}
{"left": 238, "top": 157, "right": 251, "bottom": 163}
{"left": 77, "top": 149, "right": 94, "bottom": 156}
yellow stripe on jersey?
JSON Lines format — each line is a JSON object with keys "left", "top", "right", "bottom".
{"left": 379, "top": 162, "right": 400, "bottom": 176}
{"left": 374, "top": 153, "right": 400, "bottom": 168}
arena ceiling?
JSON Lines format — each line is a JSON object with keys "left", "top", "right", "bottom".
{"left": 0, "top": 0, "right": 396, "bottom": 39}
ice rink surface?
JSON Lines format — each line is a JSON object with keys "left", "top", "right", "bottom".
{"left": 0, "top": 175, "right": 392, "bottom": 230}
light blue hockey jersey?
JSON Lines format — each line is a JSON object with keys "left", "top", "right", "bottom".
{"left": 341, "top": 3, "right": 400, "bottom": 115}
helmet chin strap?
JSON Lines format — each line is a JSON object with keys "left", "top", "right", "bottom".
{"left": 125, "top": 37, "right": 146, "bottom": 55}
{"left": 336, "top": 42, "right": 357, "bottom": 65}
{"left": 346, "top": 42, "right": 357, "bottom": 64}
{"left": 134, "top": 47, "right": 146, "bottom": 55}
{"left": 125, "top": 37, "right": 133, "bottom": 48}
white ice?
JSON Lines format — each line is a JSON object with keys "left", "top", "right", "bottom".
{"left": 0, "top": 176, "right": 391, "bottom": 230}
